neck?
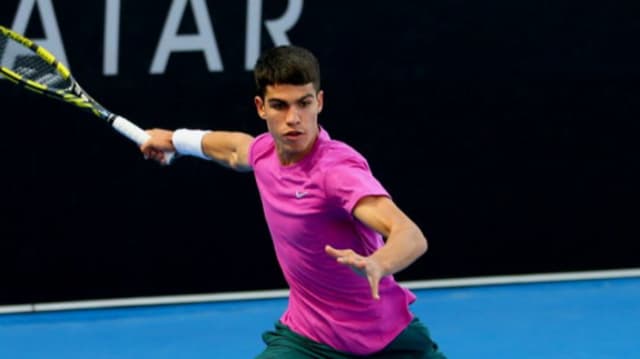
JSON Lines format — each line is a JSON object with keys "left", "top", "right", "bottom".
{"left": 278, "top": 129, "right": 320, "bottom": 166}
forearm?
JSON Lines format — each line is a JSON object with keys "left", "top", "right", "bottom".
{"left": 370, "top": 223, "right": 428, "bottom": 276}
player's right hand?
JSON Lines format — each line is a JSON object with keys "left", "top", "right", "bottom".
{"left": 141, "top": 129, "right": 176, "bottom": 165}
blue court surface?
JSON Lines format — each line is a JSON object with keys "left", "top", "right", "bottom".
{"left": 1, "top": 276, "right": 639, "bottom": 358}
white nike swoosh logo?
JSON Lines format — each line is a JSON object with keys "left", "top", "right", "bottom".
{"left": 295, "top": 191, "right": 308, "bottom": 199}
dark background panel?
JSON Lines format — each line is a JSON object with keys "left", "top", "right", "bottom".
{"left": 0, "top": 0, "right": 638, "bottom": 305}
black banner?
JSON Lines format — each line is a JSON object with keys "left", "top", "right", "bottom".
{"left": 1, "top": 0, "right": 638, "bottom": 304}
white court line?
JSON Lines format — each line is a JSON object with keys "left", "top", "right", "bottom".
{"left": 1, "top": 268, "right": 639, "bottom": 315}
{"left": 0, "top": 304, "right": 33, "bottom": 314}
{"left": 401, "top": 267, "right": 640, "bottom": 289}
{"left": 33, "top": 289, "right": 291, "bottom": 313}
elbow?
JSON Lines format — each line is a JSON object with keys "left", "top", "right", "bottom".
{"left": 417, "top": 232, "right": 428, "bottom": 257}
{"left": 227, "top": 157, "right": 251, "bottom": 172}
{"left": 410, "top": 222, "right": 427, "bottom": 257}
{"left": 400, "top": 221, "right": 428, "bottom": 258}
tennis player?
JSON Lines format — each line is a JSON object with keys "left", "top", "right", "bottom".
{"left": 141, "top": 45, "right": 446, "bottom": 358}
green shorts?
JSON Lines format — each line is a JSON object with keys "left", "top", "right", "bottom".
{"left": 255, "top": 317, "right": 446, "bottom": 358}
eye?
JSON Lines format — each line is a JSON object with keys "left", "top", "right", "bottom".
{"left": 299, "top": 100, "right": 312, "bottom": 108}
{"left": 270, "top": 102, "right": 286, "bottom": 110}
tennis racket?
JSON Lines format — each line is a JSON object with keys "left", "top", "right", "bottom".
{"left": 0, "top": 25, "right": 174, "bottom": 163}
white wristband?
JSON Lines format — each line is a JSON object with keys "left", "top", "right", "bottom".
{"left": 172, "top": 129, "right": 210, "bottom": 160}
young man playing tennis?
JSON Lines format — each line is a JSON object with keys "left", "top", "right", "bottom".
{"left": 141, "top": 45, "right": 445, "bottom": 358}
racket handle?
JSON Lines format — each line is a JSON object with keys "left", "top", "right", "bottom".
{"left": 112, "top": 115, "right": 175, "bottom": 164}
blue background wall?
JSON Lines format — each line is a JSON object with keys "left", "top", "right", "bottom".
{"left": 1, "top": 0, "right": 638, "bottom": 304}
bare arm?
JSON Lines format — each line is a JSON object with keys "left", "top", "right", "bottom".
{"left": 201, "top": 131, "right": 254, "bottom": 171}
{"left": 325, "top": 195, "right": 427, "bottom": 299}
{"left": 353, "top": 196, "right": 428, "bottom": 274}
{"left": 141, "top": 129, "right": 254, "bottom": 172}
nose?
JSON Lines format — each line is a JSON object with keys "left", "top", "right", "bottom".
{"left": 286, "top": 107, "right": 301, "bottom": 125}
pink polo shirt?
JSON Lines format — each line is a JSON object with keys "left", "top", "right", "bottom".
{"left": 248, "top": 128, "right": 416, "bottom": 355}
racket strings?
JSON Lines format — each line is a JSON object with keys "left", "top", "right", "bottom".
{"left": 0, "top": 34, "right": 6, "bottom": 56}
{"left": 0, "top": 35, "right": 70, "bottom": 90}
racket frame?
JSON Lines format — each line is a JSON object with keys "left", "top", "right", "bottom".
{"left": 0, "top": 25, "right": 174, "bottom": 162}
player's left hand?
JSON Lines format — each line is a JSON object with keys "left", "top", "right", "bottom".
{"left": 324, "top": 245, "right": 384, "bottom": 300}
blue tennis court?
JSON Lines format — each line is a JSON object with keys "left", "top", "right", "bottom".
{"left": 1, "top": 275, "right": 639, "bottom": 358}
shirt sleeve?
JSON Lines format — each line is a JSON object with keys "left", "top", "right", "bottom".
{"left": 248, "top": 132, "right": 272, "bottom": 167}
{"left": 324, "top": 156, "right": 390, "bottom": 214}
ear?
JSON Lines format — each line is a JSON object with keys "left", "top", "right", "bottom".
{"left": 254, "top": 96, "right": 267, "bottom": 119}
{"left": 317, "top": 90, "right": 324, "bottom": 113}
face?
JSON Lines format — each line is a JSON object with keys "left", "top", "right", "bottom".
{"left": 255, "top": 83, "right": 324, "bottom": 165}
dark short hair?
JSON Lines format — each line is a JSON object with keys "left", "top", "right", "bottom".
{"left": 254, "top": 45, "right": 321, "bottom": 98}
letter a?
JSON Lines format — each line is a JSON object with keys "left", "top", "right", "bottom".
{"left": 150, "top": 0, "right": 223, "bottom": 74}
{"left": 10, "top": 0, "right": 69, "bottom": 68}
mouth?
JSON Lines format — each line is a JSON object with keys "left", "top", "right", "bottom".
{"left": 283, "top": 130, "right": 304, "bottom": 141}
